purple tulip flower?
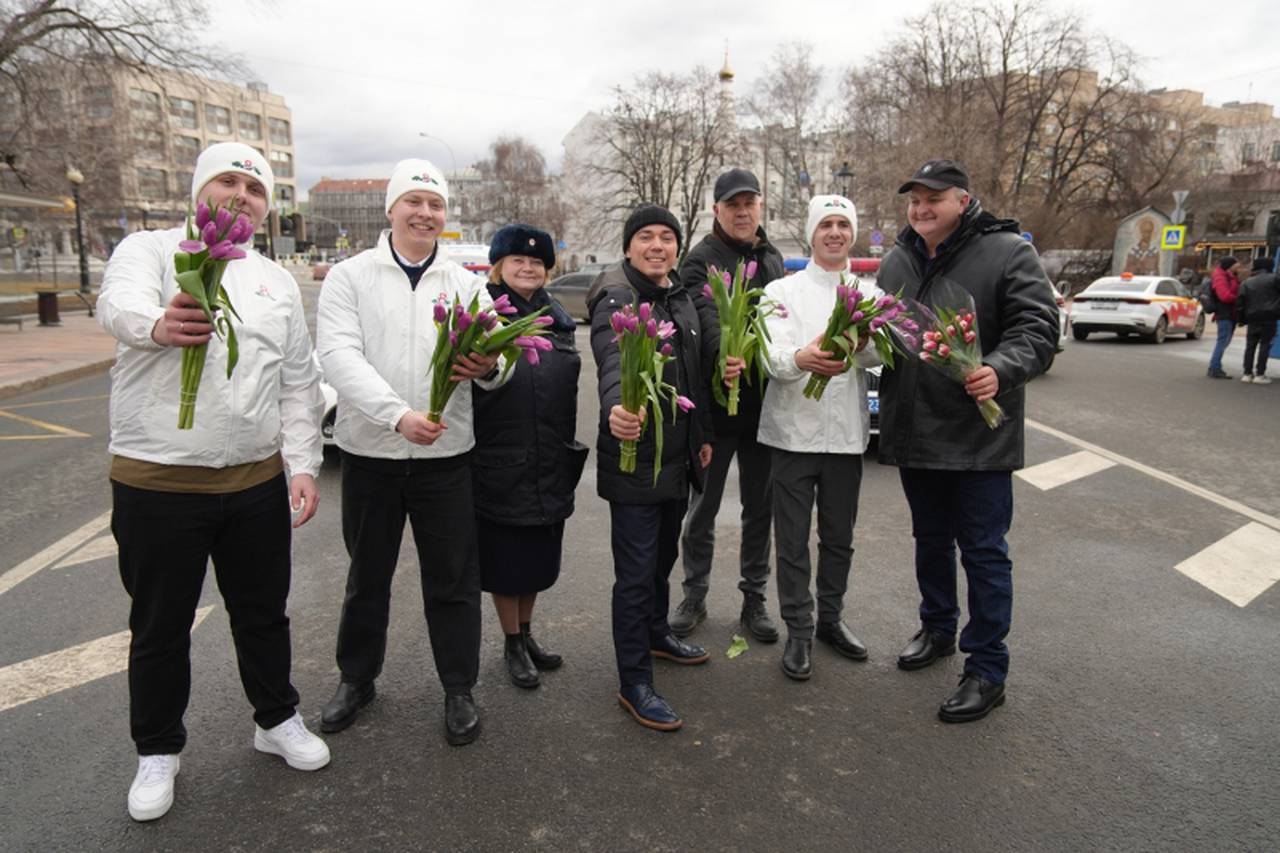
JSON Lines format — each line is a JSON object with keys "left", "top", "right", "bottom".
{"left": 660, "top": 343, "right": 673, "bottom": 356}
{"left": 646, "top": 319, "right": 658, "bottom": 338}
{"left": 745, "top": 260, "right": 758, "bottom": 280}
{"left": 638, "top": 303, "right": 651, "bottom": 323}
{"left": 610, "top": 312, "right": 625, "bottom": 335}
{"left": 201, "top": 221, "right": 218, "bottom": 246}
{"left": 178, "top": 239, "right": 204, "bottom": 253}
{"left": 433, "top": 303, "right": 448, "bottom": 324}
{"left": 207, "top": 240, "right": 245, "bottom": 261}
{"left": 215, "top": 206, "right": 232, "bottom": 234}
{"left": 675, "top": 395, "right": 695, "bottom": 413}
{"left": 449, "top": 330, "right": 458, "bottom": 347}
{"left": 458, "top": 311, "right": 472, "bottom": 332}
{"left": 534, "top": 315, "right": 554, "bottom": 326}
{"left": 524, "top": 347, "right": 540, "bottom": 365}
{"left": 492, "top": 294, "right": 517, "bottom": 315}
{"left": 657, "top": 320, "right": 675, "bottom": 338}
{"left": 851, "top": 310, "right": 865, "bottom": 322}
{"left": 195, "top": 202, "right": 212, "bottom": 230}
{"left": 703, "top": 283, "right": 714, "bottom": 301}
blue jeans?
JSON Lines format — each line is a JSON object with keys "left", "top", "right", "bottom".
{"left": 899, "top": 468, "right": 1014, "bottom": 684}
{"left": 610, "top": 498, "right": 687, "bottom": 688}
{"left": 1208, "top": 318, "right": 1235, "bottom": 373}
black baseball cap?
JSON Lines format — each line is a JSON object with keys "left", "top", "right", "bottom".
{"left": 714, "top": 168, "right": 762, "bottom": 202}
{"left": 897, "top": 159, "right": 970, "bottom": 194}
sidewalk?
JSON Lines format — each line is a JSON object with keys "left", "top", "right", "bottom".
{"left": 0, "top": 311, "right": 117, "bottom": 400}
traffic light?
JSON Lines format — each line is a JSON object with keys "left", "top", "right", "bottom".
{"left": 279, "top": 212, "right": 294, "bottom": 236}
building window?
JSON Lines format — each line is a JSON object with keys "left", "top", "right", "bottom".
{"left": 172, "top": 135, "right": 201, "bottom": 162}
{"left": 137, "top": 167, "right": 168, "bottom": 198}
{"left": 85, "top": 86, "right": 114, "bottom": 121}
{"left": 268, "top": 117, "right": 291, "bottom": 146}
{"left": 169, "top": 97, "right": 197, "bottom": 130}
{"left": 133, "top": 127, "right": 165, "bottom": 161}
{"left": 277, "top": 185, "right": 295, "bottom": 205}
{"left": 1242, "top": 142, "right": 1258, "bottom": 162}
{"left": 269, "top": 149, "right": 293, "bottom": 178}
{"left": 130, "top": 88, "right": 162, "bottom": 121}
{"left": 175, "top": 171, "right": 194, "bottom": 197}
{"left": 1271, "top": 141, "right": 1280, "bottom": 162}
{"left": 237, "top": 111, "right": 262, "bottom": 139}
{"left": 205, "top": 104, "right": 232, "bottom": 135}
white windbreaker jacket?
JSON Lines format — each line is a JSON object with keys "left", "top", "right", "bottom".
{"left": 316, "top": 232, "right": 507, "bottom": 459}
{"left": 98, "top": 226, "right": 324, "bottom": 477}
{"left": 758, "top": 264, "right": 883, "bottom": 455}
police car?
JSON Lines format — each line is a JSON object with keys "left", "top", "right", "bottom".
{"left": 1068, "top": 273, "right": 1205, "bottom": 344}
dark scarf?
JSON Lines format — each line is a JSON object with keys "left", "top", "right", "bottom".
{"left": 388, "top": 235, "right": 437, "bottom": 289}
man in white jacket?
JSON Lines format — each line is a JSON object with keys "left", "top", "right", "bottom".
{"left": 315, "top": 159, "right": 504, "bottom": 746}
{"left": 760, "top": 195, "right": 881, "bottom": 680}
{"left": 99, "top": 142, "right": 329, "bottom": 823}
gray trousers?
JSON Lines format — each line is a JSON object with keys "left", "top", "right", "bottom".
{"left": 679, "top": 431, "right": 773, "bottom": 602}
{"left": 770, "top": 449, "right": 862, "bottom": 640}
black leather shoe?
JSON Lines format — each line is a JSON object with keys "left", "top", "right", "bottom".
{"left": 650, "top": 633, "right": 710, "bottom": 665}
{"left": 740, "top": 592, "right": 780, "bottom": 644}
{"left": 320, "top": 680, "right": 375, "bottom": 733}
{"left": 816, "top": 621, "right": 868, "bottom": 661}
{"left": 617, "top": 683, "right": 682, "bottom": 731}
{"left": 521, "top": 622, "right": 562, "bottom": 670}
{"left": 938, "top": 673, "right": 1006, "bottom": 723}
{"left": 781, "top": 637, "right": 812, "bottom": 681}
{"left": 669, "top": 598, "right": 706, "bottom": 638}
{"left": 445, "top": 692, "right": 480, "bottom": 745}
{"left": 896, "top": 628, "right": 956, "bottom": 671}
{"left": 504, "top": 634, "right": 539, "bottom": 689}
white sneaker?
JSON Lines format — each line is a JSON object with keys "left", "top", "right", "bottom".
{"left": 128, "top": 754, "right": 179, "bottom": 822}
{"left": 254, "top": 713, "right": 331, "bottom": 770}
{"left": 1254, "top": 374, "right": 1272, "bottom": 385}
{"left": 1241, "top": 373, "right": 1254, "bottom": 383}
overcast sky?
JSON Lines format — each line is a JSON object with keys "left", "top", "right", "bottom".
{"left": 206, "top": 0, "right": 1279, "bottom": 199}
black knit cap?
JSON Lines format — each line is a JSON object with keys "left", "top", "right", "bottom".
{"left": 623, "top": 204, "right": 682, "bottom": 253}
{"left": 1251, "top": 256, "right": 1273, "bottom": 272}
{"left": 489, "top": 223, "right": 555, "bottom": 268}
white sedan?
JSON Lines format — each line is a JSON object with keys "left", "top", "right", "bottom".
{"left": 1068, "top": 274, "right": 1204, "bottom": 344}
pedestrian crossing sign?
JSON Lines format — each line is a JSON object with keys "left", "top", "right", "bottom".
{"left": 1161, "top": 225, "right": 1185, "bottom": 250}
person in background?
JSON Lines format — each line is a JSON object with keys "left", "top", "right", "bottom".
{"left": 671, "top": 168, "right": 785, "bottom": 646}
{"left": 473, "top": 224, "right": 588, "bottom": 688}
{"left": 316, "top": 159, "right": 504, "bottom": 747}
{"left": 99, "top": 141, "right": 329, "bottom": 823}
{"left": 1237, "top": 256, "right": 1280, "bottom": 384}
{"left": 1207, "top": 256, "right": 1241, "bottom": 379}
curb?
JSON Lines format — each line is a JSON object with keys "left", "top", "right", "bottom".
{"left": 0, "top": 358, "right": 115, "bottom": 402}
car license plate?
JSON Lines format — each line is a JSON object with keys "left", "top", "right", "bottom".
{"left": 868, "top": 398, "right": 879, "bottom": 414}
{"left": 1094, "top": 303, "right": 1118, "bottom": 310}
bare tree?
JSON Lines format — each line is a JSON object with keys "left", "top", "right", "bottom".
{"left": 579, "top": 67, "right": 742, "bottom": 260}
{"left": 470, "top": 136, "right": 554, "bottom": 237}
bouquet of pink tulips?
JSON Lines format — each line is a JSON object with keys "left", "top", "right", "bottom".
{"left": 610, "top": 302, "right": 694, "bottom": 484}
{"left": 703, "top": 259, "right": 787, "bottom": 416}
{"left": 425, "top": 291, "right": 553, "bottom": 423}
{"left": 802, "top": 278, "right": 906, "bottom": 401}
{"left": 891, "top": 280, "right": 1006, "bottom": 429}
{"left": 172, "top": 199, "right": 253, "bottom": 429}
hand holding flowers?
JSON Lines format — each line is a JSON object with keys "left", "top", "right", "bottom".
{"left": 802, "top": 278, "right": 905, "bottom": 401}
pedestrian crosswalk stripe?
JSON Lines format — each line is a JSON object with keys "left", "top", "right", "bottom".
{"left": 0, "top": 510, "right": 111, "bottom": 597}
{"left": 1017, "top": 450, "right": 1116, "bottom": 491}
{"left": 0, "top": 607, "right": 213, "bottom": 713}
{"left": 1174, "top": 523, "right": 1280, "bottom": 608}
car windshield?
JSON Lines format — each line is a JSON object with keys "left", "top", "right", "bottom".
{"left": 1085, "top": 280, "right": 1148, "bottom": 293}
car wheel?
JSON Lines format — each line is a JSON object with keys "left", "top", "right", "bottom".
{"left": 1072, "top": 328, "right": 1089, "bottom": 341}
{"left": 1147, "top": 316, "right": 1168, "bottom": 344}
{"left": 1188, "top": 313, "right": 1205, "bottom": 340}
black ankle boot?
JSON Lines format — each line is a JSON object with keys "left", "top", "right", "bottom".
{"left": 521, "top": 621, "right": 563, "bottom": 671}
{"left": 504, "top": 633, "right": 539, "bottom": 689}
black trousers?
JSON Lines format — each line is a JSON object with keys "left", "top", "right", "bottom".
{"left": 112, "top": 474, "right": 298, "bottom": 755}
{"left": 1243, "top": 320, "right": 1277, "bottom": 376}
{"left": 335, "top": 452, "right": 480, "bottom": 694}
{"left": 609, "top": 498, "right": 687, "bottom": 689}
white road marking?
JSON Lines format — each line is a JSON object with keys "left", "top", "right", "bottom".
{"left": 54, "top": 535, "right": 117, "bottom": 569}
{"left": 0, "top": 408, "right": 90, "bottom": 439}
{"left": 1174, "top": 523, "right": 1280, "bottom": 608}
{"left": 0, "top": 510, "right": 112, "bottom": 597}
{"left": 1027, "top": 419, "right": 1280, "bottom": 533}
{"left": 1017, "top": 450, "right": 1116, "bottom": 491}
{"left": 0, "top": 606, "right": 213, "bottom": 713}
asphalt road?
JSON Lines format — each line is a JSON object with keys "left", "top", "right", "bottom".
{"left": 1, "top": 321, "right": 1277, "bottom": 852}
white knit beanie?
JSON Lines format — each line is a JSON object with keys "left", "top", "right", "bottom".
{"left": 385, "top": 159, "right": 449, "bottom": 213}
{"left": 191, "top": 142, "right": 274, "bottom": 205}
{"left": 807, "top": 194, "right": 858, "bottom": 246}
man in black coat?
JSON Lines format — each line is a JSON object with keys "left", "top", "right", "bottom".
{"left": 671, "top": 168, "right": 787, "bottom": 644}
{"left": 876, "top": 159, "right": 1057, "bottom": 723}
{"left": 588, "top": 204, "right": 733, "bottom": 731}
{"left": 1237, "top": 256, "right": 1279, "bottom": 384}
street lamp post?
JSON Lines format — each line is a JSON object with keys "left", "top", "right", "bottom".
{"left": 417, "top": 132, "right": 458, "bottom": 174}
{"left": 66, "top": 167, "right": 90, "bottom": 297}
{"left": 835, "top": 161, "right": 855, "bottom": 198}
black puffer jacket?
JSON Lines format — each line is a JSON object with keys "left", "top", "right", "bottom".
{"left": 588, "top": 261, "right": 718, "bottom": 504}
{"left": 471, "top": 283, "right": 588, "bottom": 525}
{"left": 1238, "top": 271, "right": 1280, "bottom": 324}
{"left": 680, "top": 224, "right": 786, "bottom": 437}
{"left": 876, "top": 200, "right": 1057, "bottom": 471}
